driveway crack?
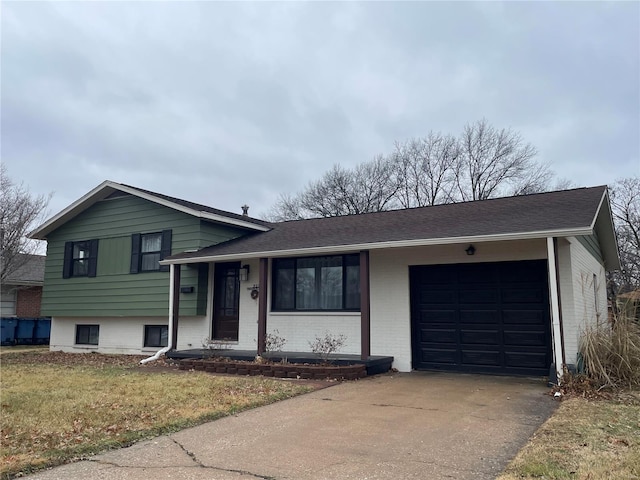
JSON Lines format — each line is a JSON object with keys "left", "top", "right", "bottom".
{"left": 170, "top": 437, "right": 277, "bottom": 479}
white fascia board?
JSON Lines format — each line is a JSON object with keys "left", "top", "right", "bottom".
{"left": 29, "top": 181, "right": 269, "bottom": 239}
{"left": 29, "top": 181, "right": 118, "bottom": 239}
{"left": 591, "top": 189, "right": 622, "bottom": 271}
{"left": 162, "top": 226, "right": 593, "bottom": 265}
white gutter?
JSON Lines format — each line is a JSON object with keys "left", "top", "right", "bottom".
{"left": 140, "top": 263, "right": 175, "bottom": 364}
{"left": 547, "top": 237, "right": 564, "bottom": 384}
{"left": 161, "top": 226, "right": 594, "bottom": 265}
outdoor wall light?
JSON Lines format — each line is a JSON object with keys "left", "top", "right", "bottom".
{"left": 239, "top": 265, "right": 250, "bottom": 282}
{"left": 465, "top": 245, "right": 476, "bottom": 256}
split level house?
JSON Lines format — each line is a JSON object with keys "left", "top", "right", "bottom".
{"left": 30, "top": 181, "right": 620, "bottom": 379}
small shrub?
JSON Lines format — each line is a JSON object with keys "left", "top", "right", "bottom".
{"left": 265, "top": 330, "right": 287, "bottom": 353}
{"left": 202, "top": 338, "right": 232, "bottom": 350}
{"left": 578, "top": 312, "right": 640, "bottom": 389}
{"left": 308, "top": 332, "right": 347, "bottom": 364}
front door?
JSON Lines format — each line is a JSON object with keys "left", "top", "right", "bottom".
{"left": 213, "top": 262, "right": 240, "bottom": 341}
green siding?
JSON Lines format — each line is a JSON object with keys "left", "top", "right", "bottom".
{"left": 577, "top": 234, "right": 604, "bottom": 264}
{"left": 97, "top": 237, "right": 131, "bottom": 275}
{"left": 199, "top": 220, "right": 243, "bottom": 248}
{"left": 41, "top": 195, "right": 247, "bottom": 317}
{"left": 196, "top": 263, "right": 210, "bottom": 316}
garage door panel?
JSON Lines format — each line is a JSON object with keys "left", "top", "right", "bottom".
{"left": 459, "top": 290, "right": 499, "bottom": 304}
{"left": 420, "top": 348, "right": 458, "bottom": 365}
{"left": 458, "top": 264, "right": 500, "bottom": 283}
{"left": 461, "top": 350, "right": 501, "bottom": 367}
{"left": 411, "top": 260, "right": 551, "bottom": 376}
{"left": 460, "top": 329, "right": 500, "bottom": 345}
{"left": 502, "top": 287, "right": 544, "bottom": 304}
{"left": 419, "top": 289, "right": 456, "bottom": 304}
{"left": 420, "top": 328, "right": 457, "bottom": 344}
{"left": 503, "top": 310, "right": 545, "bottom": 325}
{"left": 505, "top": 351, "right": 549, "bottom": 369}
{"left": 420, "top": 310, "right": 456, "bottom": 323}
{"left": 459, "top": 310, "right": 499, "bottom": 324}
{"left": 504, "top": 330, "right": 547, "bottom": 346}
{"left": 416, "top": 266, "right": 457, "bottom": 284}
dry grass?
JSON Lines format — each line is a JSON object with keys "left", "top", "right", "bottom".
{"left": 498, "top": 394, "right": 640, "bottom": 480}
{"left": 579, "top": 313, "right": 640, "bottom": 389}
{"left": 0, "top": 350, "right": 312, "bottom": 478}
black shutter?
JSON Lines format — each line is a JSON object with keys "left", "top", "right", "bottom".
{"left": 62, "top": 241, "right": 73, "bottom": 279}
{"left": 159, "top": 229, "right": 172, "bottom": 272}
{"left": 88, "top": 239, "right": 99, "bottom": 277}
{"left": 130, "top": 233, "right": 141, "bottom": 274}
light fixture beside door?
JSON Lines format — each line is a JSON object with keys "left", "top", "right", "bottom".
{"left": 239, "top": 264, "right": 250, "bottom": 282}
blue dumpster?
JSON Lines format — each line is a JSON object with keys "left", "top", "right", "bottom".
{"left": 0, "top": 318, "right": 51, "bottom": 345}
{"left": 34, "top": 319, "right": 51, "bottom": 344}
{"left": 1, "top": 318, "right": 18, "bottom": 345}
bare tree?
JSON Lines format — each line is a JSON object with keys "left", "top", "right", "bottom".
{"left": 266, "top": 193, "right": 305, "bottom": 222}
{"left": 267, "top": 158, "right": 401, "bottom": 220}
{"left": 267, "top": 119, "right": 557, "bottom": 220}
{"left": 0, "top": 165, "right": 51, "bottom": 283}
{"left": 455, "top": 119, "right": 551, "bottom": 200}
{"left": 391, "top": 132, "right": 459, "bottom": 207}
{"left": 609, "top": 176, "right": 640, "bottom": 295}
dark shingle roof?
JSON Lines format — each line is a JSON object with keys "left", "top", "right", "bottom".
{"left": 121, "top": 184, "right": 271, "bottom": 228}
{"left": 167, "top": 186, "right": 607, "bottom": 261}
{"left": 4, "top": 254, "right": 46, "bottom": 285}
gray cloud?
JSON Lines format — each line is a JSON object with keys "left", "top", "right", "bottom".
{"left": 2, "top": 1, "right": 638, "bottom": 220}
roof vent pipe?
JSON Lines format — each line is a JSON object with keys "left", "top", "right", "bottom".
{"left": 241, "top": 205, "right": 249, "bottom": 216}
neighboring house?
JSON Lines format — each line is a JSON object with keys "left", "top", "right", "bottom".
{"left": 1, "top": 253, "right": 46, "bottom": 317}
{"left": 31, "top": 182, "right": 619, "bottom": 379}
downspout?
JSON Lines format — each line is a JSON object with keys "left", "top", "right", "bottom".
{"left": 547, "top": 237, "right": 565, "bottom": 384}
{"left": 140, "top": 263, "right": 175, "bottom": 364}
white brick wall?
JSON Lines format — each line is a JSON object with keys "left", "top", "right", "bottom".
{"left": 557, "top": 237, "right": 607, "bottom": 365}
{"left": 369, "top": 239, "right": 549, "bottom": 371}
{"left": 50, "top": 236, "right": 605, "bottom": 373}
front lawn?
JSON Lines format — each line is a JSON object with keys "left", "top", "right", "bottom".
{"left": 0, "top": 350, "right": 312, "bottom": 478}
{"left": 498, "top": 394, "right": 640, "bottom": 480}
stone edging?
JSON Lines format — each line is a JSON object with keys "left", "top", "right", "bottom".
{"left": 178, "top": 359, "right": 366, "bottom": 380}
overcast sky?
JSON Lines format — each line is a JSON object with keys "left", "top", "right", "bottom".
{"left": 2, "top": 1, "right": 639, "bottom": 222}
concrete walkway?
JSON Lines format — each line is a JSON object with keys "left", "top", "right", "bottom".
{"left": 25, "top": 372, "right": 557, "bottom": 480}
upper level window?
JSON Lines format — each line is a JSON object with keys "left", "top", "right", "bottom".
{"left": 130, "top": 230, "right": 172, "bottom": 273}
{"left": 272, "top": 254, "right": 360, "bottom": 311}
{"left": 141, "top": 233, "right": 162, "bottom": 271}
{"left": 72, "top": 241, "right": 91, "bottom": 276}
{"left": 63, "top": 240, "right": 98, "bottom": 278}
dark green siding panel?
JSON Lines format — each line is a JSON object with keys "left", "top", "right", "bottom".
{"left": 41, "top": 194, "right": 245, "bottom": 317}
{"left": 577, "top": 235, "right": 603, "bottom": 263}
{"left": 97, "top": 237, "right": 131, "bottom": 275}
{"left": 196, "top": 263, "right": 210, "bottom": 316}
{"left": 199, "top": 220, "right": 247, "bottom": 248}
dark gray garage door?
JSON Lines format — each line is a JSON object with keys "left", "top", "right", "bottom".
{"left": 410, "top": 260, "right": 552, "bottom": 376}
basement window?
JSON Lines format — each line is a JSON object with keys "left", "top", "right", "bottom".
{"left": 75, "top": 324, "right": 99, "bottom": 345}
{"left": 144, "top": 325, "right": 168, "bottom": 348}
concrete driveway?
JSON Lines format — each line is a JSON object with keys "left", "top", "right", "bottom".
{"left": 25, "top": 372, "right": 557, "bottom": 480}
